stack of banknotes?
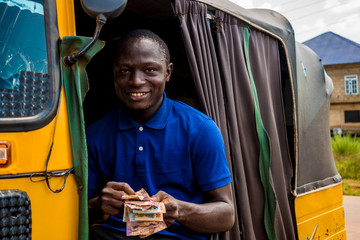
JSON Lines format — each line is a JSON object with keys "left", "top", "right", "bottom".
{"left": 122, "top": 189, "right": 167, "bottom": 238}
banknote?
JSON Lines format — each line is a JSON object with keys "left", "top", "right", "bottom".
{"left": 133, "top": 212, "right": 163, "bottom": 222}
{"left": 132, "top": 202, "right": 166, "bottom": 213}
{"left": 126, "top": 221, "right": 167, "bottom": 238}
{"left": 122, "top": 188, "right": 153, "bottom": 201}
{"left": 125, "top": 201, "right": 157, "bottom": 206}
{"left": 124, "top": 201, "right": 158, "bottom": 212}
{"left": 122, "top": 188, "right": 168, "bottom": 238}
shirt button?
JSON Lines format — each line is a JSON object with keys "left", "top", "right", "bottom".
{"left": 139, "top": 146, "right": 143, "bottom": 151}
{"left": 139, "top": 126, "right": 144, "bottom": 131}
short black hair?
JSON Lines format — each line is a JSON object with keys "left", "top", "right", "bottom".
{"left": 115, "top": 29, "right": 171, "bottom": 64}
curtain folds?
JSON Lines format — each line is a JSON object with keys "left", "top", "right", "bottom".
{"left": 173, "top": 1, "right": 296, "bottom": 239}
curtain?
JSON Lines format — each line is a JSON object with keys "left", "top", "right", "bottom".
{"left": 173, "top": 1, "right": 296, "bottom": 239}
{"left": 61, "top": 36, "right": 105, "bottom": 240}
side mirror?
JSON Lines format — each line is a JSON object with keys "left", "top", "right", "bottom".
{"left": 80, "top": 0, "right": 127, "bottom": 20}
{"left": 64, "top": 0, "right": 127, "bottom": 66}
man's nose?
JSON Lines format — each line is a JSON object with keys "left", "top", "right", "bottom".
{"left": 129, "top": 70, "right": 145, "bottom": 86}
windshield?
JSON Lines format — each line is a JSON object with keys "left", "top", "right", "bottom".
{"left": 0, "top": 0, "right": 49, "bottom": 118}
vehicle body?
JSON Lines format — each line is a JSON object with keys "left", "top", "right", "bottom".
{"left": 0, "top": 0, "right": 346, "bottom": 239}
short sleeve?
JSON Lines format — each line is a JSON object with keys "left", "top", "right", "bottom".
{"left": 191, "top": 119, "right": 231, "bottom": 192}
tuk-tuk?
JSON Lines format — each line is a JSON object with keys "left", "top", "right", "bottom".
{"left": 0, "top": 0, "right": 346, "bottom": 239}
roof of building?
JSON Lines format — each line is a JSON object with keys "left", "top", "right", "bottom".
{"left": 303, "top": 31, "right": 360, "bottom": 66}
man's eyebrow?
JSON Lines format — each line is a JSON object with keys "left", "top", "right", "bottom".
{"left": 143, "top": 61, "right": 162, "bottom": 65}
{"left": 114, "top": 61, "right": 132, "bottom": 66}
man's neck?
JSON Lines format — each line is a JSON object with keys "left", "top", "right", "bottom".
{"left": 121, "top": 94, "right": 165, "bottom": 124}
{"left": 129, "top": 111, "right": 150, "bottom": 125}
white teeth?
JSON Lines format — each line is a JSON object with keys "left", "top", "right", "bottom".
{"left": 130, "top": 92, "right": 146, "bottom": 96}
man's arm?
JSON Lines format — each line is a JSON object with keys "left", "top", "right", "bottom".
{"left": 152, "top": 183, "right": 235, "bottom": 233}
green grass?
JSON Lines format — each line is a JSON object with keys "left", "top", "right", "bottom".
{"left": 342, "top": 179, "right": 360, "bottom": 196}
{"left": 334, "top": 153, "right": 360, "bottom": 180}
{"left": 332, "top": 134, "right": 360, "bottom": 155}
{"left": 332, "top": 134, "right": 360, "bottom": 196}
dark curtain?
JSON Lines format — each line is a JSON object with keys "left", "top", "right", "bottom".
{"left": 173, "top": 1, "right": 296, "bottom": 239}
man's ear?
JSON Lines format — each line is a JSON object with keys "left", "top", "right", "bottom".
{"left": 166, "top": 63, "right": 174, "bottom": 82}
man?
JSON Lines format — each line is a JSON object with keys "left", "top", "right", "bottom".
{"left": 87, "top": 29, "right": 234, "bottom": 240}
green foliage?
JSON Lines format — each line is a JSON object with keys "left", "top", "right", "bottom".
{"left": 332, "top": 134, "right": 360, "bottom": 195}
{"left": 331, "top": 134, "right": 360, "bottom": 155}
{"left": 342, "top": 179, "right": 360, "bottom": 196}
{"left": 335, "top": 153, "right": 360, "bottom": 180}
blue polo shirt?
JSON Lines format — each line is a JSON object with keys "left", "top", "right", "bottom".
{"left": 87, "top": 94, "right": 231, "bottom": 240}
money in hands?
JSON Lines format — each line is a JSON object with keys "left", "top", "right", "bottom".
{"left": 122, "top": 188, "right": 167, "bottom": 238}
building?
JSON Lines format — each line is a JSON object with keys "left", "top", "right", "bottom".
{"left": 303, "top": 31, "right": 360, "bottom": 134}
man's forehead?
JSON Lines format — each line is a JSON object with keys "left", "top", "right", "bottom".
{"left": 115, "top": 38, "right": 165, "bottom": 61}
{"left": 121, "top": 37, "right": 161, "bottom": 51}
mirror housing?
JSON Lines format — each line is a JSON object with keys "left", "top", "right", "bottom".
{"left": 80, "top": 0, "right": 127, "bottom": 20}
{"left": 64, "top": 0, "right": 127, "bottom": 66}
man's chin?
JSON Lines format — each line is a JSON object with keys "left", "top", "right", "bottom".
{"left": 124, "top": 103, "right": 149, "bottom": 112}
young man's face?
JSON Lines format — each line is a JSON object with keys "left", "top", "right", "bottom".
{"left": 113, "top": 38, "right": 173, "bottom": 121}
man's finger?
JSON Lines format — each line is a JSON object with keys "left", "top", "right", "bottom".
{"left": 102, "top": 204, "right": 122, "bottom": 216}
{"left": 108, "top": 182, "right": 136, "bottom": 195}
{"left": 151, "top": 190, "right": 169, "bottom": 201}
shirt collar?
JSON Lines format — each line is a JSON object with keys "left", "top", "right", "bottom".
{"left": 118, "top": 93, "right": 173, "bottom": 131}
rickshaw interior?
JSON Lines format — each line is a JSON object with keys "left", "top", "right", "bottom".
{"left": 75, "top": 0, "right": 295, "bottom": 196}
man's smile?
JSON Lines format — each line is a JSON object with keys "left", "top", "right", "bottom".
{"left": 129, "top": 92, "right": 148, "bottom": 97}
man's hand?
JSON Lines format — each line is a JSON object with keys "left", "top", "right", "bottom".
{"left": 151, "top": 191, "right": 179, "bottom": 227}
{"left": 88, "top": 182, "right": 135, "bottom": 224}
{"left": 151, "top": 184, "right": 235, "bottom": 233}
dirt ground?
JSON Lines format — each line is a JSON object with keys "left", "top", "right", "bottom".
{"left": 343, "top": 195, "right": 360, "bottom": 239}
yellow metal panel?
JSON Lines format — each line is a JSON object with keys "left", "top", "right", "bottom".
{"left": 0, "top": 1, "right": 79, "bottom": 239}
{"left": 0, "top": 175, "right": 79, "bottom": 239}
{"left": 295, "top": 184, "right": 347, "bottom": 240}
{"left": 56, "top": 0, "right": 76, "bottom": 38}
{"left": 0, "top": 92, "right": 73, "bottom": 175}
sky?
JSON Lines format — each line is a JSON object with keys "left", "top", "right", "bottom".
{"left": 229, "top": 0, "right": 360, "bottom": 44}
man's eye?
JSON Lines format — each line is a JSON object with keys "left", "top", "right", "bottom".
{"left": 119, "top": 69, "right": 129, "bottom": 73}
{"left": 145, "top": 68, "right": 155, "bottom": 73}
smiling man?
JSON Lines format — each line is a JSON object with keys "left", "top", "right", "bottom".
{"left": 113, "top": 32, "right": 172, "bottom": 124}
{"left": 86, "top": 29, "right": 234, "bottom": 240}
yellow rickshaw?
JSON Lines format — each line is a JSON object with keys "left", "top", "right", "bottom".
{"left": 0, "top": 0, "right": 346, "bottom": 239}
